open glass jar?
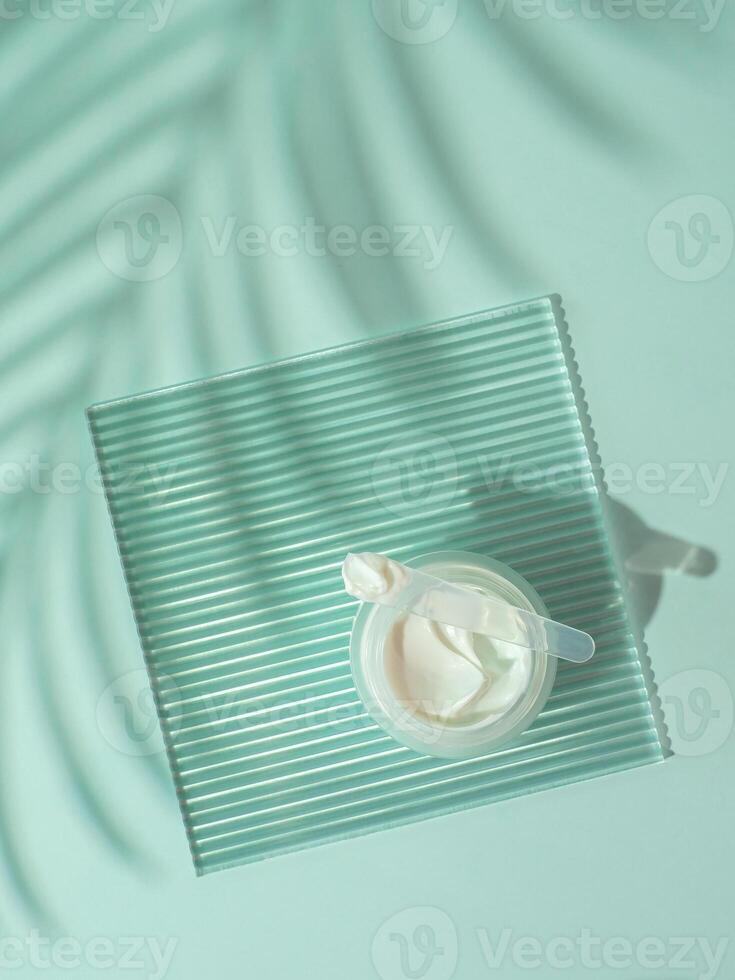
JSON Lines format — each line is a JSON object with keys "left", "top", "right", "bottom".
{"left": 349, "top": 551, "right": 557, "bottom": 759}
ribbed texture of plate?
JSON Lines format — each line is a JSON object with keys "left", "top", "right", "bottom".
{"left": 88, "top": 295, "right": 666, "bottom": 875}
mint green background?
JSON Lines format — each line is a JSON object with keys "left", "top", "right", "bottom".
{"left": 1, "top": 2, "right": 733, "bottom": 978}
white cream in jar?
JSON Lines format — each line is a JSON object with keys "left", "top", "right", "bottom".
{"left": 384, "top": 615, "right": 532, "bottom": 725}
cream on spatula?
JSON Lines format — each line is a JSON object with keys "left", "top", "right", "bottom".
{"left": 342, "top": 553, "right": 595, "bottom": 664}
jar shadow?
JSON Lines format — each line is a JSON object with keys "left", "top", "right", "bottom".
{"left": 603, "top": 497, "right": 718, "bottom": 631}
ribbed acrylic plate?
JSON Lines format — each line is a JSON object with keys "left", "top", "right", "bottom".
{"left": 88, "top": 295, "right": 666, "bottom": 875}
